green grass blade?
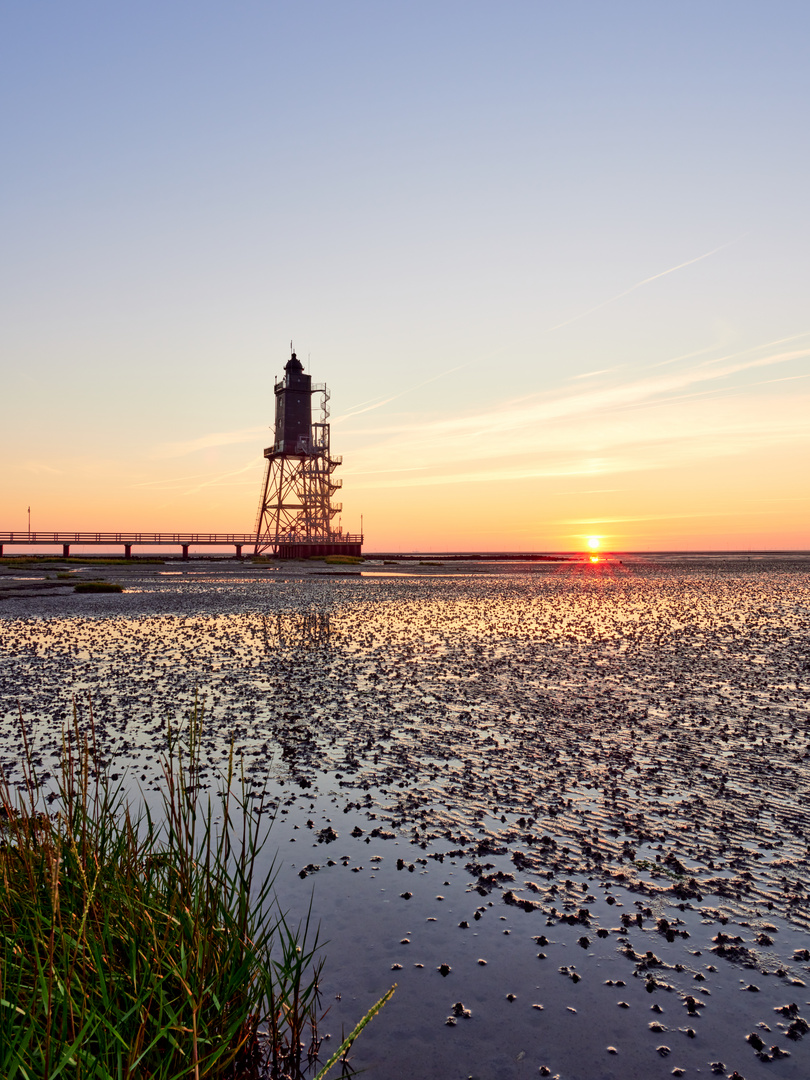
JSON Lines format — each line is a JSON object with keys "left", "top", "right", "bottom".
{"left": 312, "top": 985, "right": 396, "bottom": 1080}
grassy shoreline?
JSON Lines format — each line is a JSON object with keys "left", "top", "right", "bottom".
{"left": 0, "top": 704, "right": 391, "bottom": 1079}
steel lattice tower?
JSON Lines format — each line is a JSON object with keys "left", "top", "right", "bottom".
{"left": 253, "top": 348, "right": 361, "bottom": 558}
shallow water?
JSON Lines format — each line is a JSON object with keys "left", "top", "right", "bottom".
{"left": 1, "top": 556, "right": 809, "bottom": 1079}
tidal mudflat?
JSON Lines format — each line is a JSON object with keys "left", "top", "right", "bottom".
{"left": 1, "top": 555, "right": 809, "bottom": 1080}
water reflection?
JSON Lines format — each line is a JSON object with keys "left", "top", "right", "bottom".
{"left": 262, "top": 610, "right": 332, "bottom": 651}
{"left": 2, "top": 564, "right": 810, "bottom": 1077}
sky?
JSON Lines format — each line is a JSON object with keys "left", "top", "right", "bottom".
{"left": 1, "top": 1, "right": 808, "bottom": 552}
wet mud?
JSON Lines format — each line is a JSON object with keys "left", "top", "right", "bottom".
{"left": 1, "top": 555, "right": 809, "bottom": 1079}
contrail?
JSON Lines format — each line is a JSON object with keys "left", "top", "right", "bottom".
{"left": 546, "top": 241, "right": 735, "bottom": 333}
{"left": 333, "top": 364, "right": 465, "bottom": 422}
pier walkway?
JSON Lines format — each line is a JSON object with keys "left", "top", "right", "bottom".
{"left": 0, "top": 531, "right": 363, "bottom": 560}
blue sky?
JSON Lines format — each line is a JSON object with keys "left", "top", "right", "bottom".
{"left": 2, "top": 2, "right": 808, "bottom": 548}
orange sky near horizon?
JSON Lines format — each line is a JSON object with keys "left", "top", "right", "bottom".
{"left": 5, "top": 341, "right": 808, "bottom": 553}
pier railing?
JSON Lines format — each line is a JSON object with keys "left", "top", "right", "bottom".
{"left": 0, "top": 531, "right": 363, "bottom": 559}
{"left": 1, "top": 532, "right": 258, "bottom": 544}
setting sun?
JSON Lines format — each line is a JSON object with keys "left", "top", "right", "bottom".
{"left": 587, "top": 536, "right": 601, "bottom": 550}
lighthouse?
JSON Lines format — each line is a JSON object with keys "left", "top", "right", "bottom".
{"left": 253, "top": 347, "right": 362, "bottom": 559}
{"left": 272, "top": 350, "right": 313, "bottom": 455}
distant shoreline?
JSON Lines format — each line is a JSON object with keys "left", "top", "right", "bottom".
{"left": 1, "top": 548, "right": 808, "bottom": 563}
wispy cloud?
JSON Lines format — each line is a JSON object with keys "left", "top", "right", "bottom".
{"left": 558, "top": 509, "right": 785, "bottom": 526}
{"left": 148, "top": 364, "right": 466, "bottom": 460}
{"left": 178, "top": 461, "right": 258, "bottom": 497}
{"left": 333, "top": 364, "right": 465, "bottom": 423}
{"left": 143, "top": 331, "right": 809, "bottom": 503}
{"left": 132, "top": 470, "right": 218, "bottom": 488}
{"left": 131, "top": 460, "right": 259, "bottom": 496}
{"left": 572, "top": 367, "right": 622, "bottom": 380}
{"left": 546, "top": 242, "right": 735, "bottom": 333}
{"left": 342, "top": 338, "right": 810, "bottom": 490}
{"left": 25, "top": 461, "right": 63, "bottom": 475}
{"left": 555, "top": 488, "right": 624, "bottom": 495}
{"left": 153, "top": 426, "right": 266, "bottom": 459}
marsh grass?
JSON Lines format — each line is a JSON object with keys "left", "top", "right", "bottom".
{"left": 73, "top": 581, "right": 124, "bottom": 593}
{"left": 0, "top": 705, "right": 392, "bottom": 1078}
